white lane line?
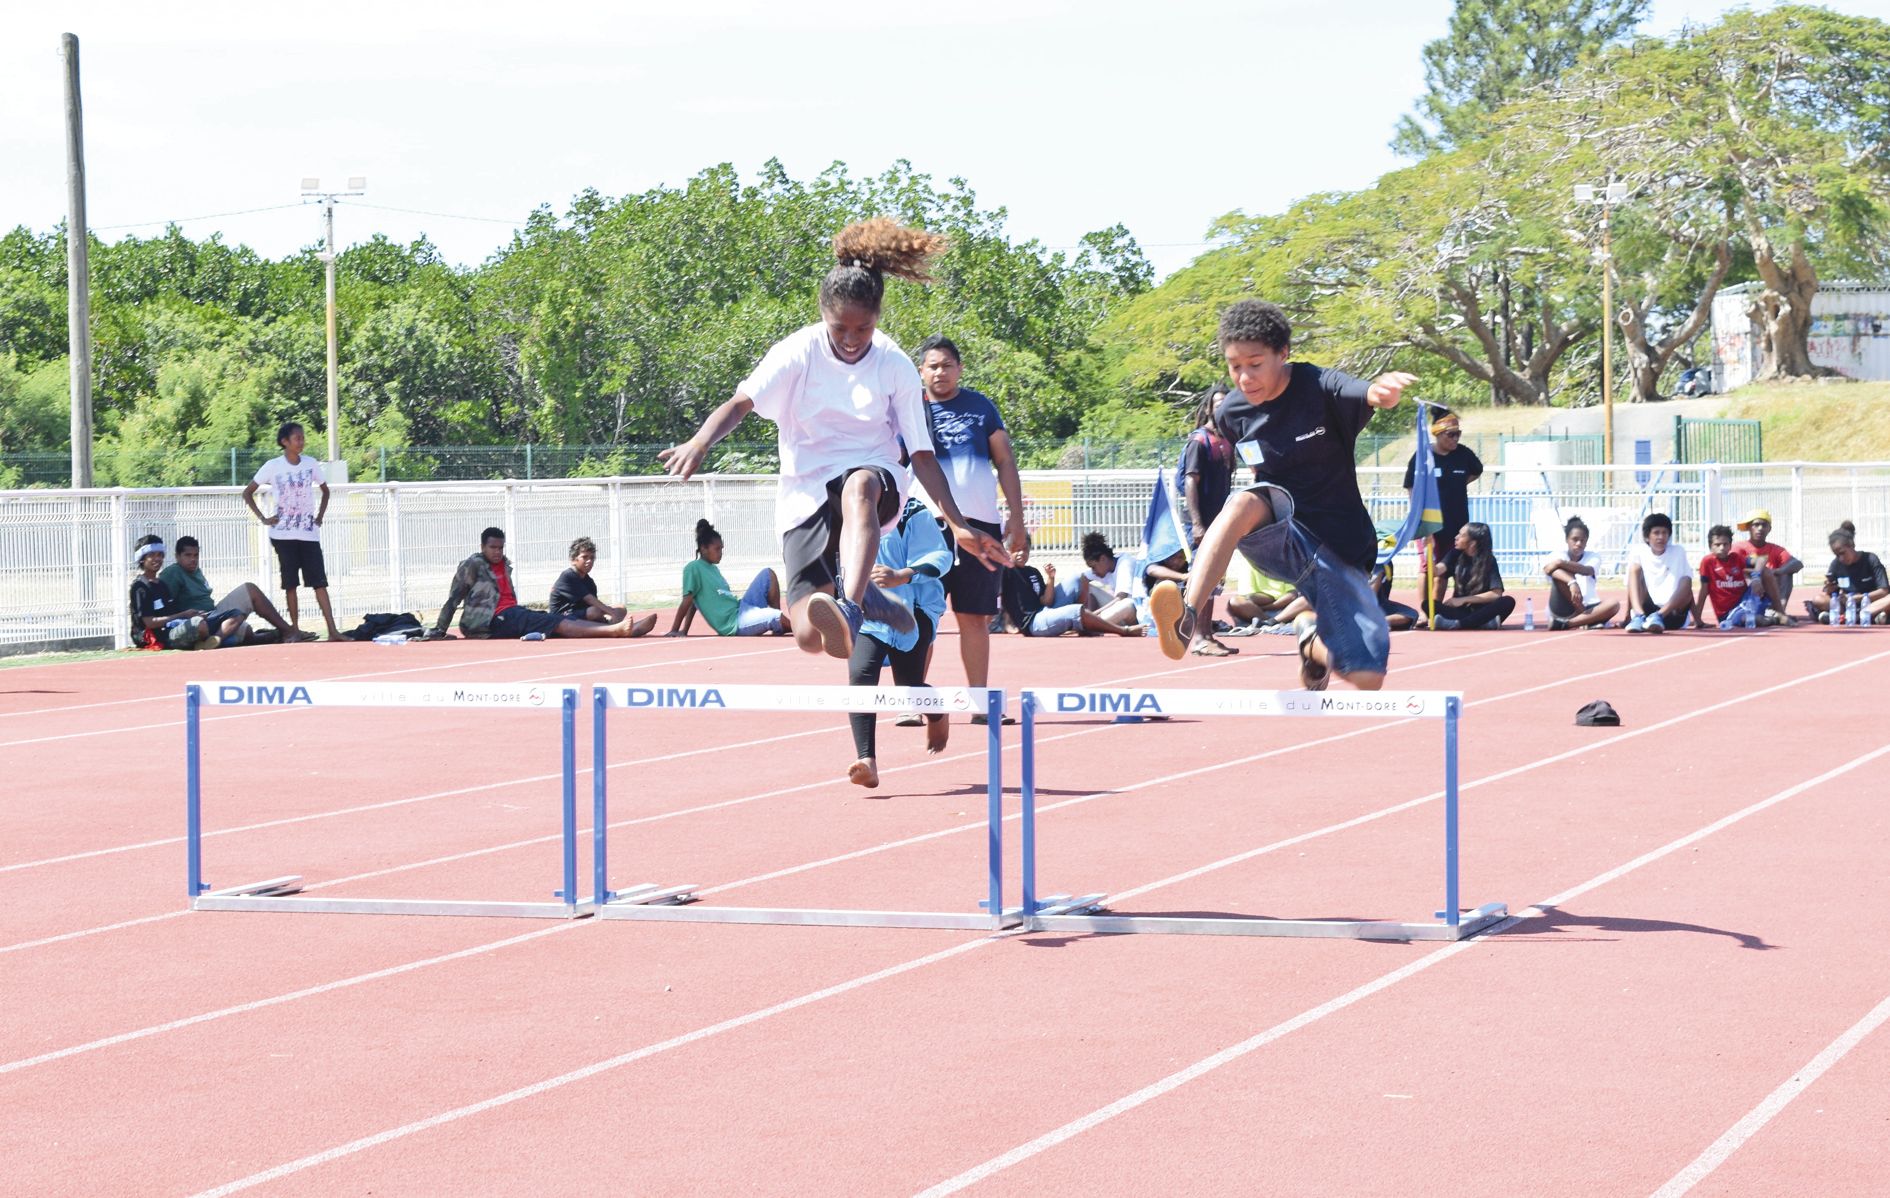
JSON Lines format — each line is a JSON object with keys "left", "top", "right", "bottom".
{"left": 912, "top": 738, "right": 1890, "bottom": 1197}
{"left": 185, "top": 935, "right": 994, "bottom": 1198}
{"left": 1649, "top": 990, "right": 1890, "bottom": 1197}
{"left": 0, "top": 923, "right": 583, "bottom": 1076}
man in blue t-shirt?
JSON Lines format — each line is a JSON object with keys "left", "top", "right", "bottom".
{"left": 912, "top": 335, "right": 1028, "bottom": 722}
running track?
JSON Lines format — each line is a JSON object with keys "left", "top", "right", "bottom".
{"left": 2, "top": 621, "right": 1886, "bottom": 1195}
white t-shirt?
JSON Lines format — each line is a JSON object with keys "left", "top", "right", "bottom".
{"left": 739, "top": 325, "right": 932, "bottom": 536}
{"left": 1630, "top": 540, "right": 1690, "bottom": 606}
{"left": 1541, "top": 546, "right": 1599, "bottom": 604}
{"left": 251, "top": 455, "right": 327, "bottom": 542}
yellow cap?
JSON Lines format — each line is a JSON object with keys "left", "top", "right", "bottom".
{"left": 1736, "top": 508, "right": 1773, "bottom": 530}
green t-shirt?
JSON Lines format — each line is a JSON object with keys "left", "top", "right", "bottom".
{"left": 682, "top": 558, "right": 741, "bottom": 636}
{"left": 158, "top": 563, "right": 215, "bottom": 612}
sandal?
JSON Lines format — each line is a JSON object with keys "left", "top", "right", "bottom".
{"left": 1189, "top": 637, "right": 1238, "bottom": 657}
{"left": 1294, "top": 615, "right": 1329, "bottom": 691}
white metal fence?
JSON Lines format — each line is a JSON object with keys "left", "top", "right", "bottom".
{"left": 4, "top": 463, "right": 1886, "bottom": 649}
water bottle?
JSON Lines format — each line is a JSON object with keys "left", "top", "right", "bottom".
{"left": 1851, "top": 594, "right": 1867, "bottom": 627}
{"left": 1832, "top": 595, "right": 1847, "bottom": 626}
{"left": 1523, "top": 597, "right": 1536, "bottom": 632}
{"left": 372, "top": 632, "right": 412, "bottom": 645}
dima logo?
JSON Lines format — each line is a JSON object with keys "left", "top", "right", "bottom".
{"left": 1054, "top": 691, "right": 1163, "bottom": 714}
{"left": 622, "top": 687, "right": 727, "bottom": 709}
{"left": 219, "top": 684, "right": 313, "bottom": 706}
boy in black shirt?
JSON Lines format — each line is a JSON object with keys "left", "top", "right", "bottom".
{"left": 548, "top": 536, "right": 628, "bottom": 625}
{"left": 1150, "top": 300, "right": 1414, "bottom": 690}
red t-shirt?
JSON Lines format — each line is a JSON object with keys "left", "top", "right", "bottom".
{"left": 1734, "top": 539, "right": 1790, "bottom": 572}
{"left": 1698, "top": 552, "right": 1750, "bottom": 620}
{"left": 492, "top": 562, "right": 517, "bottom": 614}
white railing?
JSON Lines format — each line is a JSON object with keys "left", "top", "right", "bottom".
{"left": 4, "top": 463, "right": 1887, "bottom": 649}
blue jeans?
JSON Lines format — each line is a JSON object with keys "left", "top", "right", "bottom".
{"left": 1026, "top": 603, "right": 1084, "bottom": 637}
{"left": 734, "top": 569, "right": 787, "bottom": 636}
{"left": 1234, "top": 485, "right": 1390, "bottom": 676}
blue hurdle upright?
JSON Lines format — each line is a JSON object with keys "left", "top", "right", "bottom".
{"left": 1017, "top": 686, "right": 1507, "bottom": 940}
{"left": 590, "top": 682, "right": 1019, "bottom": 930}
{"left": 185, "top": 680, "right": 591, "bottom": 919}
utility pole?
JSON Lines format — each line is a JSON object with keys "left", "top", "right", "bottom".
{"left": 300, "top": 176, "right": 365, "bottom": 479}
{"left": 1574, "top": 181, "right": 1630, "bottom": 468}
{"left": 63, "top": 34, "right": 93, "bottom": 489}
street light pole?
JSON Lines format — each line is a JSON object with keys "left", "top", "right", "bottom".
{"left": 300, "top": 176, "right": 365, "bottom": 477}
{"left": 1575, "top": 181, "right": 1629, "bottom": 469}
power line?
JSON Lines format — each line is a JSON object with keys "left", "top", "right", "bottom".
{"left": 92, "top": 203, "right": 304, "bottom": 232}
{"left": 352, "top": 201, "right": 528, "bottom": 226}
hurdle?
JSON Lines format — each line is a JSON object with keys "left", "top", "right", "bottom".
{"left": 1017, "top": 687, "right": 1507, "bottom": 940}
{"left": 590, "top": 682, "right": 1020, "bottom": 930}
{"left": 185, "top": 680, "right": 590, "bottom": 918}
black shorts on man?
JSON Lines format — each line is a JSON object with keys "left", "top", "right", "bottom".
{"left": 271, "top": 539, "right": 328, "bottom": 589}
{"left": 941, "top": 517, "right": 1003, "bottom": 616}
{"left": 780, "top": 466, "right": 901, "bottom": 607}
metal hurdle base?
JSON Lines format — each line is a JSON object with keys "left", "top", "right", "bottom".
{"left": 595, "top": 887, "right": 1022, "bottom": 931}
{"left": 191, "top": 875, "right": 591, "bottom": 919}
{"left": 1023, "top": 900, "right": 1509, "bottom": 941}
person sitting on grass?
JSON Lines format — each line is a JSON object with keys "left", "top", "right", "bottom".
{"left": 432, "top": 527, "right": 656, "bottom": 640}
{"left": 1802, "top": 521, "right": 1890, "bottom": 624}
{"left": 665, "top": 519, "right": 791, "bottom": 637}
{"left": 549, "top": 536, "right": 629, "bottom": 626}
{"left": 1625, "top": 512, "right": 1694, "bottom": 634}
{"left": 160, "top": 535, "right": 305, "bottom": 645}
{"left": 1734, "top": 509, "right": 1804, "bottom": 619}
{"left": 1540, "top": 515, "right": 1620, "bottom": 631}
{"left": 1430, "top": 522, "right": 1515, "bottom": 630}
{"left": 1694, "top": 524, "right": 1763, "bottom": 629}
{"left": 998, "top": 557, "right": 1144, "bottom": 639}
{"left": 128, "top": 535, "right": 241, "bottom": 650}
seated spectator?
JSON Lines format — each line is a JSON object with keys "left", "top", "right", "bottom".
{"left": 1734, "top": 509, "right": 1803, "bottom": 617}
{"left": 1224, "top": 563, "right": 1298, "bottom": 626}
{"left": 432, "top": 527, "right": 656, "bottom": 640}
{"left": 127, "top": 535, "right": 239, "bottom": 650}
{"left": 1625, "top": 512, "right": 1694, "bottom": 634}
{"left": 1371, "top": 562, "right": 1421, "bottom": 630}
{"left": 1074, "top": 532, "right": 1144, "bottom": 627}
{"left": 160, "top": 535, "right": 304, "bottom": 644}
{"left": 1694, "top": 524, "right": 1762, "bottom": 628}
{"left": 1430, "top": 522, "right": 1515, "bottom": 629}
{"left": 1000, "top": 561, "right": 1142, "bottom": 638}
{"left": 549, "top": 536, "right": 629, "bottom": 626}
{"left": 1803, "top": 521, "right": 1890, "bottom": 624}
{"left": 1540, "top": 515, "right": 1620, "bottom": 630}
{"left": 666, "top": 519, "right": 791, "bottom": 637}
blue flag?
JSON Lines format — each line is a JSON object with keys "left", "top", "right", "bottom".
{"left": 1377, "top": 402, "right": 1446, "bottom": 566}
{"left": 1144, "top": 467, "right": 1189, "bottom": 567}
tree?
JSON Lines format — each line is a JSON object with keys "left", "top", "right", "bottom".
{"left": 1393, "top": 0, "right": 1650, "bottom": 157}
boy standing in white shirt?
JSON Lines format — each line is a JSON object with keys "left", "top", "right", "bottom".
{"left": 662, "top": 220, "right": 1008, "bottom": 661}
{"left": 242, "top": 421, "right": 342, "bottom": 641}
{"left": 1625, "top": 511, "right": 1694, "bottom": 634}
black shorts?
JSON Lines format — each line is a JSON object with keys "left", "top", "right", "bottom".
{"left": 942, "top": 517, "right": 1003, "bottom": 616}
{"left": 271, "top": 539, "right": 328, "bottom": 589}
{"left": 781, "top": 467, "right": 901, "bottom": 607}
{"left": 490, "top": 606, "right": 569, "bottom": 639}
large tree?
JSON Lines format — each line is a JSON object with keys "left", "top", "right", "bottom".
{"left": 1393, "top": 0, "right": 1650, "bottom": 157}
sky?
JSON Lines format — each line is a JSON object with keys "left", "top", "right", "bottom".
{"left": 4, "top": 0, "right": 1885, "bottom": 280}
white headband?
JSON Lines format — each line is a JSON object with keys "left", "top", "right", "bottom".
{"left": 137, "top": 542, "right": 167, "bottom": 559}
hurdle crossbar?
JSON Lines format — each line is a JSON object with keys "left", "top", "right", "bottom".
{"left": 1018, "top": 686, "right": 1506, "bottom": 941}
{"left": 591, "top": 682, "right": 1015, "bottom": 930}
{"left": 185, "top": 680, "right": 590, "bottom": 919}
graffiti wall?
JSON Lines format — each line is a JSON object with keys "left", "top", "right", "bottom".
{"left": 1709, "top": 284, "right": 1890, "bottom": 391}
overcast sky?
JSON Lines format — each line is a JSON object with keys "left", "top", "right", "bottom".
{"left": 5, "top": 0, "right": 1881, "bottom": 279}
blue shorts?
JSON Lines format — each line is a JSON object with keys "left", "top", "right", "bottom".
{"left": 734, "top": 569, "right": 787, "bottom": 636}
{"left": 1026, "top": 603, "right": 1084, "bottom": 637}
{"left": 1234, "top": 485, "right": 1390, "bottom": 676}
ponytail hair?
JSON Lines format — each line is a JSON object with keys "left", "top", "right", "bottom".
{"left": 1830, "top": 519, "right": 1857, "bottom": 549}
{"left": 1563, "top": 515, "right": 1589, "bottom": 540}
{"left": 1080, "top": 531, "right": 1112, "bottom": 562}
{"left": 819, "top": 219, "right": 949, "bottom": 313}
{"left": 1454, "top": 522, "right": 1496, "bottom": 594}
{"left": 694, "top": 518, "right": 720, "bottom": 554}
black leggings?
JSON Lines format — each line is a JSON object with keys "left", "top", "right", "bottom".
{"left": 848, "top": 610, "right": 937, "bottom": 760}
{"left": 1450, "top": 594, "right": 1516, "bottom": 629}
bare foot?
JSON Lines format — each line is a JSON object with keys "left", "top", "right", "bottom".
{"left": 1189, "top": 636, "right": 1237, "bottom": 656}
{"left": 847, "top": 758, "right": 880, "bottom": 789}
{"left": 623, "top": 612, "right": 658, "bottom": 637}
{"left": 925, "top": 715, "right": 949, "bottom": 755}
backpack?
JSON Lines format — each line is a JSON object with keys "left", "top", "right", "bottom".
{"left": 342, "top": 612, "right": 426, "bottom": 641}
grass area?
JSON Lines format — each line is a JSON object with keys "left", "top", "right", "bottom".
{"left": 0, "top": 648, "right": 133, "bottom": 670}
{"left": 1720, "top": 380, "right": 1890, "bottom": 462}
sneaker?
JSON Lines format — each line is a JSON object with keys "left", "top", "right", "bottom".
{"left": 197, "top": 634, "right": 222, "bottom": 651}
{"left": 1432, "top": 614, "right": 1461, "bottom": 630}
{"left": 1626, "top": 614, "right": 1646, "bottom": 634}
{"left": 804, "top": 593, "right": 857, "bottom": 659}
{"left": 1293, "top": 614, "right": 1329, "bottom": 691}
{"left": 1550, "top": 616, "right": 1569, "bottom": 632}
{"left": 1803, "top": 600, "right": 1822, "bottom": 624}
{"left": 1148, "top": 581, "right": 1192, "bottom": 661}
{"left": 1645, "top": 613, "right": 1666, "bottom": 634}
{"left": 969, "top": 713, "right": 1018, "bottom": 726}
{"left": 893, "top": 714, "right": 924, "bottom": 728}
{"left": 858, "top": 585, "right": 915, "bottom": 635}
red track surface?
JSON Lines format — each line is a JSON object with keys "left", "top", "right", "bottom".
{"left": 3, "top": 621, "right": 1887, "bottom": 1196}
